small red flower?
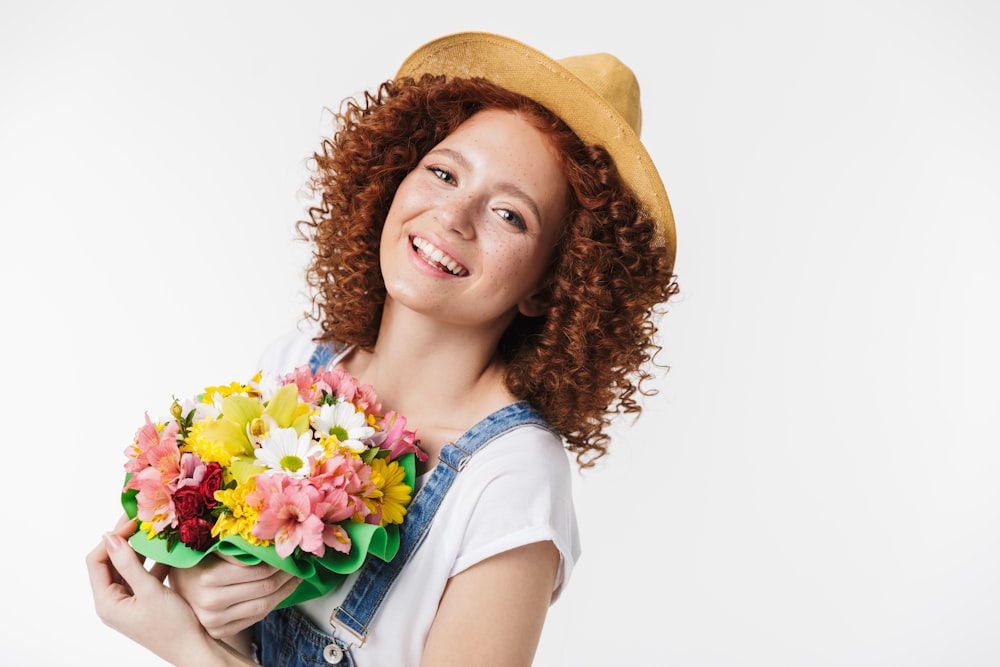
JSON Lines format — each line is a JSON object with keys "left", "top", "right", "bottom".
{"left": 178, "top": 516, "right": 215, "bottom": 551}
{"left": 173, "top": 486, "right": 206, "bottom": 522}
{"left": 199, "top": 462, "right": 224, "bottom": 507}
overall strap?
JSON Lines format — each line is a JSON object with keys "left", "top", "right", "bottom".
{"left": 331, "top": 400, "right": 554, "bottom": 645}
{"left": 309, "top": 341, "right": 352, "bottom": 373}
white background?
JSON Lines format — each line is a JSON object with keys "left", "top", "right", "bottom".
{"left": 1, "top": 1, "right": 998, "bottom": 665}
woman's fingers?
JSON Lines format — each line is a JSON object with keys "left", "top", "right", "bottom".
{"left": 85, "top": 534, "right": 125, "bottom": 606}
{"left": 112, "top": 513, "right": 135, "bottom": 533}
{"left": 85, "top": 528, "right": 229, "bottom": 665}
{"left": 200, "top": 574, "right": 302, "bottom": 639}
{"left": 167, "top": 552, "right": 300, "bottom": 639}
{"left": 101, "top": 531, "right": 156, "bottom": 600}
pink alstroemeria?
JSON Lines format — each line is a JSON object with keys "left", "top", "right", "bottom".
{"left": 250, "top": 474, "right": 327, "bottom": 558}
{"left": 124, "top": 413, "right": 180, "bottom": 474}
{"left": 311, "top": 454, "right": 372, "bottom": 499}
{"left": 314, "top": 482, "right": 360, "bottom": 525}
{"left": 131, "top": 467, "right": 178, "bottom": 533}
{"left": 323, "top": 523, "right": 352, "bottom": 554}
{"left": 348, "top": 380, "right": 381, "bottom": 415}
{"left": 287, "top": 365, "right": 324, "bottom": 405}
{"left": 376, "top": 411, "right": 427, "bottom": 462}
{"left": 309, "top": 453, "right": 370, "bottom": 533}
{"left": 176, "top": 452, "right": 207, "bottom": 487}
{"left": 320, "top": 367, "right": 359, "bottom": 404}
{"left": 286, "top": 364, "right": 382, "bottom": 414}
{"left": 124, "top": 427, "right": 182, "bottom": 495}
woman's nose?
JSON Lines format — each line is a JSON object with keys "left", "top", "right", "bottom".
{"left": 439, "top": 193, "right": 477, "bottom": 238}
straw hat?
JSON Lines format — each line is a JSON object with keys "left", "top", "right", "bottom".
{"left": 396, "top": 31, "right": 676, "bottom": 270}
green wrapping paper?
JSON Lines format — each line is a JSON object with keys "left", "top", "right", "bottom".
{"left": 121, "top": 451, "right": 415, "bottom": 608}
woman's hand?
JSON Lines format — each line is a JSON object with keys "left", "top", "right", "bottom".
{"left": 167, "top": 549, "right": 301, "bottom": 640}
{"left": 85, "top": 515, "right": 246, "bottom": 666}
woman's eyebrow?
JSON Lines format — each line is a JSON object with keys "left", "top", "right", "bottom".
{"left": 425, "top": 148, "right": 543, "bottom": 224}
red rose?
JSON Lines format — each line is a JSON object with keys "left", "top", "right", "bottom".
{"left": 200, "top": 462, "right": 224, "bottom": 507}
{"left": 173, "top": 485, "right": 205, "bottom": 522}
{"left": 178, "top": 516, "right": 215, "bottom": 551}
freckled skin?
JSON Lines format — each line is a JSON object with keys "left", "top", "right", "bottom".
{"left": 379, "top": 109, "right": 568, "bottom": 337}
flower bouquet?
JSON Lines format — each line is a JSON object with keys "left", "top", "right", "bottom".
{"left": 121, "top": 364, "right": 425, "bottom": 607}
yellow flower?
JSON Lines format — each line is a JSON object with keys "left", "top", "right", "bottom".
{"left": 138, "top": 520, "right": 160, "bottom": 540}
{"left": 182, "top": 422, "right": 238, "bottom": 467}
{"left": 212, "top": 478, "right": 271, "bottom": 547}
{"left": 200, "top": 372, "right": 263, "bottom": 402}
{"left": 366, "top": 457, "right": 411, "bottom": 526}
{"left": 316, "top": 434, "right": 365, "bottom": 461}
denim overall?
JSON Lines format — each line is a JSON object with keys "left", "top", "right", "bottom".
{"left": 252, "top": 343, "right": 554, "bottom": 666}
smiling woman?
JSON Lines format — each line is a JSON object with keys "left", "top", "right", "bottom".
{"left": 379, "top": 109, "right": 569, "bottom": 328}
{"left": 86, "top": 31, "right": 678, "bottom": 667}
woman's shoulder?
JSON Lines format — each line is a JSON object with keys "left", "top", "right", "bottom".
{"left": 460, "top": 418, "right": 573, "bottom": 489}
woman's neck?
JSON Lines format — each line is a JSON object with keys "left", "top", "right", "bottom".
{"left": 341, "top": 302, "right": 517, "bottom": 459}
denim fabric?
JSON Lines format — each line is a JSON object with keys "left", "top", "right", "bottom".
{"left": 253, "top": 343, "right": 555, "bottom": 665}
{"left": 253, "top": 605, "right": 355, "bottom": 667}
{"left": 308, "top": 342, "right": 348, "bottom": 374}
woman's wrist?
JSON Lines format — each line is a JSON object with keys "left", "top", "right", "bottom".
{"left": 168, "top": 635, "right": 255, "bottom": 667}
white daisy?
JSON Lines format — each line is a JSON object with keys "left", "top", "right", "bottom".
{"left": 253, "top": 425, "right": 324, "bottom": 477}
{"left": 311, "top": 402, "right": 375, "bottom": 453}
{"left": 183, "top": 394, "right": 222, "bottom": 422}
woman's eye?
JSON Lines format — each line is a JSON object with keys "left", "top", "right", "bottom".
{"left": 495, "top": 208, "right": 527, "bottom": 231}
{"left": 427, "top": 166, "right": 455, "bottom": 184}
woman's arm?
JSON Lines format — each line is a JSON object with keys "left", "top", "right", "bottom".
{"left": 85, "top": 516, "right": 257, "bottom": 667}
{"left": 421, "top": 540, "right": 561, "bottom": 667}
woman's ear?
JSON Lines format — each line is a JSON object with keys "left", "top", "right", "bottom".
{"left": 518, "top": 287, "right": 550, "bottom": 318}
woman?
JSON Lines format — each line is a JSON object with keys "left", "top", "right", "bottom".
{"left": 87, "top": 31, "right": 678, "bottom": 666}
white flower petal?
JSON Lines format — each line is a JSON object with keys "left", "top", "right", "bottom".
{"left": 254, "top": 426, "right": 322, "bottom": 477}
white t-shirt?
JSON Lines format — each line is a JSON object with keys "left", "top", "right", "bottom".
{"left": 256, "top": 327, "right": 582, "bottom": 666}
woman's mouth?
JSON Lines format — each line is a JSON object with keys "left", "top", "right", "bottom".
{"left": 411, "top": 237, "right": 469, "bottom": 276}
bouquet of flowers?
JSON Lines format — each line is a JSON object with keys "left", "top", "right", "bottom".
{"left": 121, "top": 363, "right": 425, "bottom": 607}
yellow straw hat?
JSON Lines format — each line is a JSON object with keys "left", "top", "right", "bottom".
{"left": 396, "top": 31, "right": 676, "bottom": 270}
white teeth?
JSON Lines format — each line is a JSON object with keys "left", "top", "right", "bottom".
{"left": 412, "top": 237, "right": 466, "bottom": 276}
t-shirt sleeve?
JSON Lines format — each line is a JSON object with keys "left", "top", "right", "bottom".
{"left": 448, "top": 425, "right": 582, "bottom": 602}
{"left": 256, "top": 325, "right": 320, "bottom": 375}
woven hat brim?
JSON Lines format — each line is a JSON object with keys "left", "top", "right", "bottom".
{"left": 395, "top": 32, "right": 676, "bottom": 269}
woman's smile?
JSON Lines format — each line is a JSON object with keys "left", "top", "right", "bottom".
{"left": 410, "top": 235, "right": 469, "bottom": 277}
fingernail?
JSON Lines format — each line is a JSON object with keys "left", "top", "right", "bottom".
{"left": 104, "top": 532, "right": 124, "bottom": 551}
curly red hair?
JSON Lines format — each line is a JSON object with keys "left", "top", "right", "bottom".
{"left": 298, "top": 75, "right": 678, "bottom": 467}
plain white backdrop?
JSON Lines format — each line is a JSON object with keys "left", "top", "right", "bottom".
{"left": 1, "top": 1, "right": 998, "bottom": 665}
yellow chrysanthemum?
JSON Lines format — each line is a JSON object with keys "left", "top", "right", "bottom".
{"left": 200, "top": 372, "right": 263, "bottom": 402}
{"left": 317, "top": 434, "right": 366, "bottom": 460}
{"left": 183, "top": 426, "right": 238, "bottom": 467}
{"left": 365, "top": 457, "right": 411, "bottom": 526}
{"left": 212, "top": 478, "right": 271, "bottom": 547}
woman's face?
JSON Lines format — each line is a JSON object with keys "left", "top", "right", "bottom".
{"left": 379, "top": 108, "right": 568, "bottom": 333}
